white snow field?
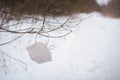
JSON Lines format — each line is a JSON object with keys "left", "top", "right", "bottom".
{"left": 0, "top": 12, "right": 120, "bottom": 80}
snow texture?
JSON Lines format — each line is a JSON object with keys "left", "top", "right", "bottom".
{"left": 0, "top": 12, "right": 120, "bottom": 80}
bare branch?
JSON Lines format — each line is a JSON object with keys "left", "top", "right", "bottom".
{"left": 0, "top": 51, "right": 27, "bottom": 70}
{"left": 0, "top": 34, "right": 24, "bottom": 46}
{"left": 39, "top": 31, "right": 72, "bottom": 38}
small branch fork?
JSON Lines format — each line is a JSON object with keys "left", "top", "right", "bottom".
{"left": 0, "top": 50, "right": 27, "bottom": 74}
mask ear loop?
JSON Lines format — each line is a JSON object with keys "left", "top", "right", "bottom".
{"left": 35, "top": 34, "right": 38, "bottom": 44}
{"left": 35, "top": 32, "right": 54, "bottom": 51}
{"left": 45, "top": 34, "right": 49, "bottom": 47}
{"left": 44, "top": 33, "right": 55, "bottom": 51}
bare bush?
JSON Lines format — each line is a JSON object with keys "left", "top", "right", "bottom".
{"left": 0, "top": 0, "right": 96, "bottom": 46}
{"left": 0, "top": 0, "right": 100, "bottom": 16}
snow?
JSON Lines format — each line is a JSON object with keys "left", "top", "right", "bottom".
{"left": 96, "top": 0, "right": 111, "bottom": 6}
{"left": 0, "top": 12, "right": 120, "bottom": 80}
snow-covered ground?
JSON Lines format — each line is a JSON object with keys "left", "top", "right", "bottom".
{"left": 0, "top": 12, "right": 120, "bottom": 80}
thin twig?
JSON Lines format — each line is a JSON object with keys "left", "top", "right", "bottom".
{"left": 43, "top": 15, "right": 72, "bottom": 33}
{"left": 0, "top": 34, "right": 24, "bottom": 46}
{"left": 0, "top": 51, "right": 27, "bottom": 70}
{"left": 39, "top": 31, "right": 72, "bottom": 38}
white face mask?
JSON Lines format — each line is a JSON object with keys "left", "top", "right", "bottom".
{"left": 26, "top": 42, "right": 52, "bottom": 64}
{"left": 96, "top": 0, "right": 111, "bottom": 6}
